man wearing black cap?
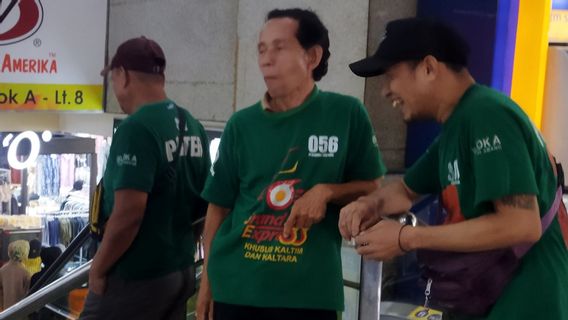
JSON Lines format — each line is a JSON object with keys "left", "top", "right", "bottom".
{"left": 80, "top": 36, "right": 210, "bottom": 320}
{"left": 340, "top": 18, "right": 568, "bottom": 319}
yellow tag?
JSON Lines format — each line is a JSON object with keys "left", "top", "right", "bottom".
{"left": 408, "top": 306, "right": 443, "bottom": 320}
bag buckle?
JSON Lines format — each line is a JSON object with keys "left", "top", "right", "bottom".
{"left": 424, "top": 278, "right": 433, "bottom": 308}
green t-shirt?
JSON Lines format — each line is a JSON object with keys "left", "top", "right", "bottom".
{"left": 201, "top": 87, "right": 386, "bottom": 310}
{"left": 102, "top": 99, "right": 210, "bottom": 280}
{"left": 405, "top": 84, "right": 568, "bottom": 319}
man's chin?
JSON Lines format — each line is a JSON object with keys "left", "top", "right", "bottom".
{"left": 266, "top": 87, "right": 285, "bottom": 99}
{"left": 401, "top": 112, "right": 413, "bottom": 122}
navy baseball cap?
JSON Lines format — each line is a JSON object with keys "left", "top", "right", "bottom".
{"left": 349, "top": 18, "right": 470, "bottom": 77}
{"left": 102, "top": 36, "right": 166, "bottom": 76}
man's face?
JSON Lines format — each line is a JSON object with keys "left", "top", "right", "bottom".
{"left": 257, "top": 18, "right": 313, "bottom": 98}
{"left": 381, "top": 61, "right": 432, "bottom": 122}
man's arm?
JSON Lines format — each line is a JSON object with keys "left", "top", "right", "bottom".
{"left": 325, "top": 179, "right": 382, "bottom": 205}
{"left": 282, "top": 179, "right": 381, "bottom": 237}
{"left": 196, "top": 203, "right": 231, "bottom": 320}
{"left": 404, "top": 194, "right": 541, "bottom": 252}
{"left": 338, "top": 179, "right": 419, "bottom": 240}
{"left": 355, "top": 194, "right": 541, "bottom": 260}
{"left": 89, "top": 189, "right": 147, "bottom": 294}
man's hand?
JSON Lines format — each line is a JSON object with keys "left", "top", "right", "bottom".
{"left": 88, "top": 268, "right": 107, "bottom": 295}
{"left": 283, "top": 184, "right": 332, "bottom": 237}
{"left": 339, "top": 195, "right": 381, "bottom": 240}
{"left": 354, "top": 219, "right": 407, "bottom": 260}
{"left": 196, "top": 276, "right": 214, "bottom": 320}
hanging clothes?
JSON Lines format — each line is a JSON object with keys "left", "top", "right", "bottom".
{"left": 43, "top": 215, "right": 88, "bottom": 246}
{"left": 59, "top": 154, "right": 76, "bottom": 195}
{"left": 35, "top": 155, "right": 62, "bottom": 198}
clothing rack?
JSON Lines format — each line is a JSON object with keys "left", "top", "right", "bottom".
{"left": 41, "top": 211, "right": 89, "bottom": 247}
{"left": 38, "top": 210, "right": 89, "bottom": 218}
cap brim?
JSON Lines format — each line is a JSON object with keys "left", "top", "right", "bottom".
{"left": 349, "top": 56, "right": 392, "bottom": 77}
{"left": 100, "top": 65, "right": 111, "bottom": 76}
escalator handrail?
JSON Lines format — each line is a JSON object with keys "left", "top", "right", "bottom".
{"left": 0, "top": 260, "right": 91, "bottom": 320}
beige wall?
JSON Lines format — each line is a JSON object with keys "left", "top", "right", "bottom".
{"left": 364, "top": 0, "right": 417, "bottom": 172}
{"left": 58, "top": 113, "right": 125, "bottom": 137}
{"left": 0, "top": 112, "right": 124, "bottom": 138}
{"left": 0, "top": 113, "right": 60, "bottom": 132}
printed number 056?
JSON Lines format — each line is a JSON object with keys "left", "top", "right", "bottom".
{"left": 308, "top": 135, "right": 338, "bottom": 153}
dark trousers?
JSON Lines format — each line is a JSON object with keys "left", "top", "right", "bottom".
{"left": 79, "top": 266, "right": 195, "bottom": 320}
{"left": 213, "top": 301, "right": 337, "bottom": 320}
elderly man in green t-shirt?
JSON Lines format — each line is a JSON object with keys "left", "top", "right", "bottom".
{"left": 341, "top": 17, "right": 568, "bottom": 320}
{"left": 81, "top": 37, "right": 210, "bottom": 320}
{"left": 197, "top": 8, "right": 386, "bottom": 320}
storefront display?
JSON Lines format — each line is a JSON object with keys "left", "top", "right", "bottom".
{"left": 0, "top": 131, "right": 104, "bottom": 262}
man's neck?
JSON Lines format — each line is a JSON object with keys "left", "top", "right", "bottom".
{"left": 436, "top": 72, "right": 475, "bottom": 123}
{"left": 128, "top": 88, "right": 167, "bottom": 114}
{"left": 267, "top": 81, "right": 315, "bottom": 112}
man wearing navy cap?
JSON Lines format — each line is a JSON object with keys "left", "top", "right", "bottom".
{"left": 80, "top": 36, "right": 210, "bottom": 320}
{"left": 340, "top": 18, "right": 568, "bottom": 319}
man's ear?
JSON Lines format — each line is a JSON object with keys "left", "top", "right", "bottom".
{"left": 421, "top": 55, "right": 439, "bottom": 79}
{"left": 122, "top": 68, "right": 130, "bottom": 88}
{"left": 306, "top": 45, "right": 323, "bottom": 73}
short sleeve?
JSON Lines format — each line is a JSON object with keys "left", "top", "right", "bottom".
{"left": 195, "top": 123, "right": 212, "bottom": 192}
{"left": 467, "top": 108, "right": 538, "bottom": 206}
{"left": 344, "top": 100, "right": 387, "bottom": 180}
{"left": 109, "top": 121, "right": 159, "bottom": 192}
{"left": 201, "top": 118, "right": 239, "bottom": 208}
{"left": 404, "top": 138, "right": 441, "bottom": 195}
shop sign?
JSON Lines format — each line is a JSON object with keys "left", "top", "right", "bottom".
{"left": 550, "top": 0, "right": 568, "bottom": 43}
{"left": 0, "top": 0, "right": 107, "bottom": 111}
{"left": 2, "top": 130, "right": 52, "bottom": 169}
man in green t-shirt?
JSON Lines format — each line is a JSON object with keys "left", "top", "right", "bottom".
{"left": 340, "top": 18, "right": 568, "bottom": 319}
{"left": 196, "top": 8, "right": 386, "bottom": 320}
{"left": 80, "top": 37, "right": 210, "bottom": 320}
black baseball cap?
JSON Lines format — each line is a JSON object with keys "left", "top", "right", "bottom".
{"left": 101, "top": 36, "right": 166, "bottom": 76}
{"left": 349, "top": 18, "right": 470, "bottom": 77}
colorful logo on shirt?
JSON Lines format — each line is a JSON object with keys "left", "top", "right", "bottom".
{"left": 471, "top": 134, "right": 502, "bottom": 156}
{"left": 242, "top": 213, "right": 307, "bottom": 247}
{"left": 242, "top": 173, "right": 308, "bottom": 264}
{"left": 266, "top": 179, "right": 300, "bottom": 210}
{"left": 116, "top": 153, "right": 137, "bottom": 167}
{"left": 242, "top": 212, "right": 307, "bottom": 264}
{"left": 243, "top": 178, "right": 307, "bottom": 247}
